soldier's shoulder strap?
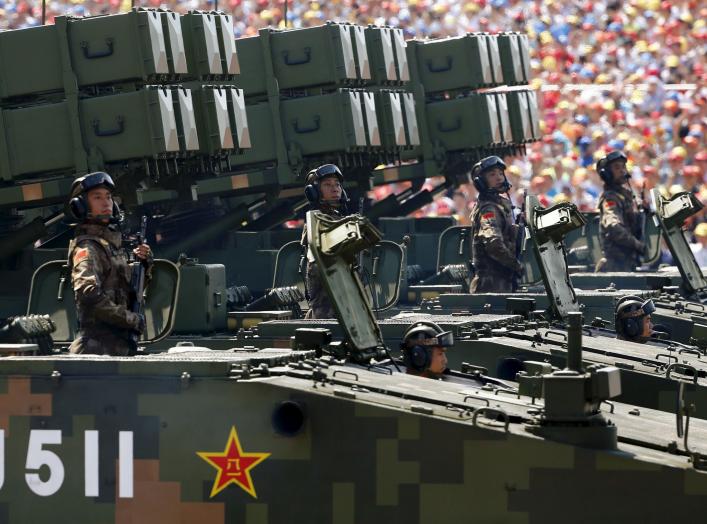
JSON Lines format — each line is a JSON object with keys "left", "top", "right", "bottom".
{"left": 598, "top": 189, "right": 627, "bottom": 211}
{"left": 68, "top": 235, "right": 112, "bottom": 271}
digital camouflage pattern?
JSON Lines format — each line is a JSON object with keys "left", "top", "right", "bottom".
{"left": 1, "top": 353, "right": 707, "bottom": 523}
{"left": 469, "top": 194, "right": 521, "bottom": 293}
{"left": 67, "top": 223, "right": 150, "bottom": 356}
{"left": 597, "top": 185, "right": 643, "bottom": 272}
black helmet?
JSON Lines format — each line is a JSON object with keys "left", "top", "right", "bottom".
{"left": 597, "top": 150, "right": 628, "bottom": 184}
{"left": 472, "top": 156, "right": 511, "bottom": 193}
{"left": 400, "top": 321, "right": 453, "bottom": 372}
{"left": 66, "top": 171, "right": 121, "bottom": 222}
{"left": 615, "top": 296, "right": 655, "bottom": 340}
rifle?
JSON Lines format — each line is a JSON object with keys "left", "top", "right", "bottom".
{"left": 511, "top": 192, "right": 527, "bottom": 292}
{"left": 129, "top": 215, "right": 148, "bottom": 353}
{"left": 629, "top": 180, "right": 648, "bottom": 264}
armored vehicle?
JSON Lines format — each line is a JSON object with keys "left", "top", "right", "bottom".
{"left": 4, "top": 210, "right": 707, "bottom": 523}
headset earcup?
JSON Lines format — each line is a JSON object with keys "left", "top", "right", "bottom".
{"left": 304, "top": 184, "right": 319, "bottom": 204}
{"left": 472, "top": 176, "right": 485, "bottom": 193}
{"left": 409, "top": 345, "right": 431, "bottom": 372}
{"left": 625, "top": 317, "right": 640, "bottom": 338}
{"left": 403, "top": 344, "right": 430, "bottom": 372}
{"left": 68, "top": 196, "right": 87, "bottom": 221}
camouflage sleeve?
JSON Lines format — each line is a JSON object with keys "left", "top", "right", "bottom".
{"left": 477, "top": 207, "right": 522, "bottom": 271}
{"left": 600, "top": 197, "right": 642, "bottom": 251}
{"left": 71, "top": 241, "right": 140, "bottom": 331}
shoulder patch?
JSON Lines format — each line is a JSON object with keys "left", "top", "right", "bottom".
{"left": 73, "top": 247, "right": 89, "bottom": 264}
{"left": 604, "top": 200, "right": 617, "bottom": 208}
{"left": 482, "top": 211, "right": 496, "bottom": 220}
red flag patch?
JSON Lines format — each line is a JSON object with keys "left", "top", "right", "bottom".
{"left": 73, "top": 248, "right": 89, "bottom": 264}
{"left": 604, "top": 200, "right": 617, "bottom": 208}
{"left": 482, "top": 212, "right": 495, "bottom": 220}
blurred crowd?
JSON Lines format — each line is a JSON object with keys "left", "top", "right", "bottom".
{"left": 1, "top": 0, "right": 705, "bottom": 243}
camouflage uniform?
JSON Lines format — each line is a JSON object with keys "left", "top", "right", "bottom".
{"left": 303, "top": 206, "right": 342, "bottom": 319}
{"left": 68, "top": 223, "right": 149, "bottom": 356}
{"left": 596, "top": 184, "right": 643, "bottom": 272}
{"left": 469, "top": 193, "right": 521, "bottom": 293}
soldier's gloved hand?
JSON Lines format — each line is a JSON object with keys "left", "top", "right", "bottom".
{"left": 633, "top": 240, "right": 647, "bottom": 256}
{"left": 127, "top": 312, "right": 146, "bottom": 334}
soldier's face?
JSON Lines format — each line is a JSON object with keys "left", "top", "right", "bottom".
{"left": 484, "top": 168, "right": 506, "bottom": 190}
{"left": 610, "top": 160, "right": 628, "bottom": 183}
{"left": 319, "top": 177, "right": 342, "bottom": 202}
{"left": 428, "top": 347, "right": 448, "bottom": 375}
{"left": 641, "top": 315, "right": 653, "bottom": 339}
{"left": 86, "top": 187, "right": 114, "bottom": 222}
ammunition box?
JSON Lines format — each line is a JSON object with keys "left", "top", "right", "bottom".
{"left": 426, "top": 93, "right": 503, "bottom": 150}
{"left": 412, "top": 33, "right": 494, "bottom": 93}
{"left": 506, "top": 90, "right": 534, "bottom": 143}
{"left": 280, "top": 89, "right": 369, "bottom": 155}
{"left": 0, "top": 10, "right": 171, "bottom": 100}
{"left": 497, "top": 32, "right": 524, "bottom": 86}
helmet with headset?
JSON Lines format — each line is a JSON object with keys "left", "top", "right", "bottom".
{"left": 66, "top": 172, "right": 122, "bottom": 223}
{"left": 304, "top": 164, "right": 349, "bottom": 208}
{"left": 400, "top": 321, "right": 454, "bottom": 373}
{"left": 615, "top": 295, "right": 655, "bottom": 341}
{"left": 471, "top": 156, "right": 511, "bottom": 194}
{"left": 596, "top": 150, "right": 628, "bottom": 185}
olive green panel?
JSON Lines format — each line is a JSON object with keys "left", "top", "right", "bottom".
{"left": 497, "top": 32, "right": 524, "bottom": 86}
{"left": 0, "top": 177, "right": 74, "bottom": 209}
{"left": 308, "top": 211, "right": 383, "bottom": 351}
{"left": 412, "top": 33, "right": 494, "bottom": 93}
{"left": 0, "top": 11, "right": 168, "bottom": 100}
{"left": 427, "top": 93, "right": 502, "bottom": 150}
{"left": 360, "top": 240, "right": 404, "bottom": 311}
{"left": 280, "top": 89, "right": 368, "bottom": 155}
{"left": 653, "top": 189, "right": 707, "bottom": 294}
{"left": 26, "top": 258, "right": 180, "bottom": 344}
{"left": 270, "top": 23, "right": 359, "bottom": 90}
{"left": 436, "top": 226, "right": 471, "bottom": 268}
{"left": 526, "top": 194, "right": 586, "bottom": 318}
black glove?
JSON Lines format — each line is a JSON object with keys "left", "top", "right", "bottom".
{"left": 129, "top": 312, "right": 146, "bottom": 334}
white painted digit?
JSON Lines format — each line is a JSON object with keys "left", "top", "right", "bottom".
{"left": 25, "top": 430, "right": 64, "bottom": 496}
{"left": 0, "top": 430, "right": 4, "bottom": 490}
{"left": 85, "top": 431, "right": 99, "bottom": 497}
{"left": 119, "top": 432, "right": 133, "bottom": 498}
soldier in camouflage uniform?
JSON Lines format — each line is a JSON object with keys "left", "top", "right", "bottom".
{"left": 66, "top": 172, "right": 152, "bottom": 356}
{"left": 302, "top": 164, "right": 348, "bottom": 319}
{"left": 469, "top": 156, "right": 522, "bottom": 293}
{"left": 595, "top": 150, "right": 646, "bottom": 272}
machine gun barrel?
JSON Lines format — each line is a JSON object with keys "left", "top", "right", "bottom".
{"left": 566, "top": 312, "right": 583, "bottom": 372}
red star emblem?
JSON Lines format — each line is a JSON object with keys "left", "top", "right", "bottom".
{"left": 197, "top": 426, "right": 271, "bottom": 499}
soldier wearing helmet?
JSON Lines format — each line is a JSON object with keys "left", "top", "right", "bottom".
{"left": 401, "top": 321, "right": 453, "bottom": 379}
{"left": 469, "top": 155, "right": 522, "bottom": 293}
{"left": 595, "top": 150, "right": 646, "bottom": 272}
{"left": 615, "top": 296, "right": 656, "bottom": 343}
{"left": 66, "top": 172, "right": 152, "bottom": 356}
{"left": 301, "top": 164, "right": 349, "bottom": 319}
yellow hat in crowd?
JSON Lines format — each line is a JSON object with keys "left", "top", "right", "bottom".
{"left": 695, "top": 223, "right": 707, "bottom": 238}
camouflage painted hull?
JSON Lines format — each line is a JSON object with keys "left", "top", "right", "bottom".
{"left": 2, "top": 350, "right": 707, "bottom": 523}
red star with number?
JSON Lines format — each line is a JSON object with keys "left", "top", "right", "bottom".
{"left": 197, "top": 426, "right": 271, "bottom": 499}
